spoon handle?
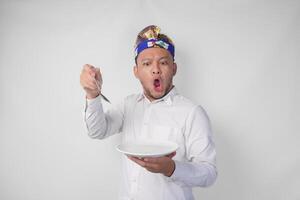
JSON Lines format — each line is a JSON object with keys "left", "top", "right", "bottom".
{"left": 93, "top": 76, "right": 111, "bottom": 104}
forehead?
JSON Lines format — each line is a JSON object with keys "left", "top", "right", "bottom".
{"left": 136, "top": 47, "right": 172, "bottom": 62}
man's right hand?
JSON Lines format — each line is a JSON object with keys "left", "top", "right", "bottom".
{"left": 80, "top": 64, "right": 102, "bottom": 99}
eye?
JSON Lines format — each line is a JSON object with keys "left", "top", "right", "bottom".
{"left": 142, "top": 61, "right": 151, "bottom": 66}
{"left": 160, "top": 60, "right": 169, "bottom": 65}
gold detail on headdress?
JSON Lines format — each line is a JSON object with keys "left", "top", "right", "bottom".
{"left": 142, "top": 25, "right": 161, "bottom": 39}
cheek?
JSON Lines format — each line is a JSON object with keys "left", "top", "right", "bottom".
{"left": 162, "top": 68, "right": 175, "bottom": 79}
{"left": 137, "top": 71, "right": 151, "bottom": 83}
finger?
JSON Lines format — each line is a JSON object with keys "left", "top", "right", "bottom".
{"left": 83, "top": 64, "right": 95, "bottom": 74}
{"left": 83, "top": 64, "right": 95, "bottom": 70}
{"left": 95, "top": 67, "right": 101, "bottom": 74}
{"left": 82, "top": 74, "right": 98, "bottom": 89}
{"left": 83, "top": 86, "right": 97, "bottom": 94}
{"left": 94, "top": 68, "right": 102, "bottom": 83}
{"left": 83, "top": 64, "right": 98, "bottom": 76}
{"left": 143, "top": 157, "right": 159, "bottom": 163}
{"left": 144, "top": 162, "right": 159, "bottom": 170}
{"left": 82, "top": 77, "right": 98, "bottom": 89}
{"left": 86, "top": 75, "right": 98, "bottom": 85}
{"left": 94, "top": 75, "right": 102, "bottom": 86}
{"left": 132, "top": 158, "right": 158, "bottom": 170}
{"left": 85, "top": 83, "right": 97, "bottom": 91}
{"left": 144, "top": 154, "right": 174, "bottom": 163}
{"left": 81, "top": 66, "right": 95, "bottom": 82}
{"left": 128, "top": 156, "right": 147, "bottom": 167}
{"left": 166, "top": 151, "right": 176, "bottom": 158}
{"left": 90, "top": 71, "right": 96, "bottom": 78}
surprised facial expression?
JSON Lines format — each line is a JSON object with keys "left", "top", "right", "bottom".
{"left": 134, "top": 47, "right": 177, "bottom": 101}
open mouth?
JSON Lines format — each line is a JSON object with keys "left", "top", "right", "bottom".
{"left": 154, "top": 79, "right": 160, "bottom": 88}
{"left": 153, "top": 79, "right": 162, "bottom": 92}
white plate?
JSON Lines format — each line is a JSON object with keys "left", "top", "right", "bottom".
{"left": 116, "top": 141, "right": 178, "bottom": 158}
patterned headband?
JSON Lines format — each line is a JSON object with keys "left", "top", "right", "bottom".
{"left": 134, "top": 39, "right": 175, "bottom": 58}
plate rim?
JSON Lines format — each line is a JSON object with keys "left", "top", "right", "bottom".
{"left": 116, "top": 140, "right": 178, "bottom": 157}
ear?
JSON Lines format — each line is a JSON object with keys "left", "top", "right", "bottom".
{"left": 172, "top": 62, "right": 177, "bottom": 76}
{"left": 133, "top": 65, "right": 139, "bottom": 79}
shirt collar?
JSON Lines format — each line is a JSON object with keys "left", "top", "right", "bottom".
{"left": 137, "top": 86, "right": 178, "bottom": 105}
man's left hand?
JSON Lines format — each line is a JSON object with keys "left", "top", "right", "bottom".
{"left": 128, "top": 152, "right": 176, "bottom": 177}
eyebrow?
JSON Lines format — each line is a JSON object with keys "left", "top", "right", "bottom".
{"left": 159, "top": 57, "right": 169, "bottom": 61}
{"left": 141, "top": 56, "right": 170, "bottom": 62}
{"left": 141, "top": 58, "right": 151, "bottom": 62}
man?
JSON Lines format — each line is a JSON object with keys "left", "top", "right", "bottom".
{"left": 80, "top": 25, "right": 217, "bottom": 200}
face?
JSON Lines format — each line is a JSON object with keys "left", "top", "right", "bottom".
{"left": 134, "top": 47, "right": 177, "bottom": 101}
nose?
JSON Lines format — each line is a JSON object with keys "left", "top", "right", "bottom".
{"left": 152, "top": 63, "right": 161, "bottom": 75}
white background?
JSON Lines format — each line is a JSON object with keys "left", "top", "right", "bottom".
{"left": 0, "top": 0, "right": 299, "bottom": 199}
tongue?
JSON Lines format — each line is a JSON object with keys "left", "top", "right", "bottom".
{"left": 154, "top": 80, "right": 162, "bottom": 92}
{"left": 154, "top": 80, "right": 160, "bottom": 87}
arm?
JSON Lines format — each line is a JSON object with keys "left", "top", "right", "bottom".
{"left": 80, "top": 64, "right": 124, "bottom": 139}
{"left": 84, "top": 95, "right": 124, "bottom": 139}
{"left": 169, "top": 106, "right": 217, "bottom": 187}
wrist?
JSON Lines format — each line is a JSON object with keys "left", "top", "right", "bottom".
{"left": 165, "top": 160, "right": 176, "bottom": 177}
{"left": 86, "top": 92, "right": 100, "bottom": 99}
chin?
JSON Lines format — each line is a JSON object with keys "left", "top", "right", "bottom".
{"left": 151, "top": 90, "right": 166, "bottom": 99}
{"left": 143, "top": 86, "right": 166, "bottom": 100}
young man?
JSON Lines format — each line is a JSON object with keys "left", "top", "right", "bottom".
{"left": 80, "top": 25, "right": 217, "bottom": 200}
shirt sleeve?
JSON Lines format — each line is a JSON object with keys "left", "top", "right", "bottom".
{"left": 168, "top": 106, "right": 217, "bottom": 187}
{"left": 83, "top": 95, "right": 124, "bottom": 139}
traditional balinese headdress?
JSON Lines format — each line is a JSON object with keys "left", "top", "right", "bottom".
{"left": 134, "top": 25, "right": 175, "bottom": 59}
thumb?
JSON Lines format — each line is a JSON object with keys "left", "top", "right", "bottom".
{"left": 95, "top": 68, "right": 102, "bottom": 82}
{"left": 95, "top": 67, "right": 100, "bottom": 76}
{"left": 166, "top": 151, "right": 176, "bottom": 159}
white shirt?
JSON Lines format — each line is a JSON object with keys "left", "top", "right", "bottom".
{"left": 84, "top": 87, "right": 217, "bottom": 200}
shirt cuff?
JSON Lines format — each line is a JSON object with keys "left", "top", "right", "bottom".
{"left": 163, "top": 160, "right": 184, "bottom": 184}
{"left": 84, "top": 95, "right": 102, "bottom": 112}
{"left": 169, "top": 160, "right": 184, "bottom": 181}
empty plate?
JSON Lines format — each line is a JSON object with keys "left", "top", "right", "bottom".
{"left": 116, "top": 140, "right": 178, "bottom": 158}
